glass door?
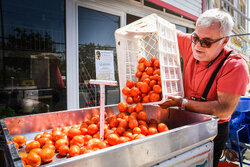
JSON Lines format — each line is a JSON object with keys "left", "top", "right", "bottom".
{"left": 0, "top": 0, "right": 66, "bottom": 117}
{"left": 77, "top": 6, "right": 122, "bottom": 108}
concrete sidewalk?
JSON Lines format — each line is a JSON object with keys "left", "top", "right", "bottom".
{"left": 220, "top": 149, "right": 250, "bottom": 167}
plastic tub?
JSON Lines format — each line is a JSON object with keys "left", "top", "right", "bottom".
{"left": 235, "top": 97, "right": 250, "bottom": 112}
{"left": 115, "top": 14, "right": 184, "bottom": 105}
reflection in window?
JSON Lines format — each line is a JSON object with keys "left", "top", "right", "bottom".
{"left": 127, "top": 14, "right": 141, "bottom": 25}
{"left": 239, "top": 3, "right": 246, "bottom": 29}
{"left": 0, "top": 0, "right": 66, "bottom": 118}
{"left": 222, "top": 0, "right": 234, "bottom": 17}
{"left": 78, "top": 7, "right": 120, "bottom": 108}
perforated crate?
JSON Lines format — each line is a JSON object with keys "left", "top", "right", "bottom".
{"left": 115, "top": 14, "right": 184, "bottom": 105}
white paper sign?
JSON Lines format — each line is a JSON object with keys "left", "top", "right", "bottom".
{"left": 95, "top": 50, "right": 115, "bottom": 81}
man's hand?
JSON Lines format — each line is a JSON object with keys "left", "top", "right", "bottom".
{"left": 158, "top": 92, "right": 240, "bottom": 119}
{"left": 159, "top": 95, "right": 183, "bottom": 109}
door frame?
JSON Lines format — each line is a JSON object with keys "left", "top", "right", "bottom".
{"left": 66, "top": 0, "right": 126, "bottom": 109}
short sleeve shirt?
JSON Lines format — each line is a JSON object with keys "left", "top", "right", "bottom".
{"left": 177, "top": 32, "right": 249, "bottom": 104}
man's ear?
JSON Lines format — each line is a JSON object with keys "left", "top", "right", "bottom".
{"left": 222, "top": 36, "right": 230, "bottom": 46}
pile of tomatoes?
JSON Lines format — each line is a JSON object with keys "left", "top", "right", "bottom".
{"left": 11, "top": 56, "right": 167, "bottom": 166}
{"left": 12, "top": 102, "right": 168, "bottom": 167}
{"left": 122, "top": 57, "right": 162, "bottom": 104}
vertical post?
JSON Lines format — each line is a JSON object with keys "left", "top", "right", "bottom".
{"left": 99, "top": 84, "right": 105, "bottom": 141}
{"left": 89, "top": 80, "right": 117, "bottom": 141}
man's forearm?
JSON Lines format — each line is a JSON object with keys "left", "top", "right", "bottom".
{"left": 185, "top": 99, "right": 234, "bottom": 120}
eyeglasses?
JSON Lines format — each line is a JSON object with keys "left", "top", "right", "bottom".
{"left": 191, "top": 32, "right": 250, "bottom": 48}
{"left": 191, "top": 32, "right": 225, "bottom": 48}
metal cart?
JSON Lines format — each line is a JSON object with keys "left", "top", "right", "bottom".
{"left": 0, "top": 105, "right": 218, "bottom": 167}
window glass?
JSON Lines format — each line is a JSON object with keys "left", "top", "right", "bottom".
{"left": 239, "top": 3, "right": 246, "bottom": 28}
{"left": 176, "top": 25, "right": 187, "bottom": 33}
{"left": 0, "top": 0, "right": 66, "bottom": 118}
{"left": 78, "top": 7, "right": 120, "bottom": 108}
{"left": 127, "top": 14, "right": 141, "bottom": 24}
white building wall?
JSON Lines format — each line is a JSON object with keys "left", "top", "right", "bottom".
{"left": 77, "top": 0, "right": 196, "bottom": 28}
{"left": 161, "top": 0, "right": 202, "bottom": 17}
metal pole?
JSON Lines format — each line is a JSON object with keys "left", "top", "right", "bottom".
{"left": 89, "top": 80, "right": 117, "bottom": 141}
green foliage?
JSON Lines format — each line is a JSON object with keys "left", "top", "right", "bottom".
{"left": 248, "top": 62, "right": 250, "bottom": 74}
{"left": 0, "top": 107, "right": 16, "bottom": 119}
{"left": 6, "top": 28, "right": 56, "bottom": 52}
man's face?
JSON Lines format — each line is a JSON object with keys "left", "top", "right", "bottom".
{"left": 191, "top": 24, "right": 227, "bottom": 62}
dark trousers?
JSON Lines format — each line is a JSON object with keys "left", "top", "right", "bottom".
{"left": 213, "top": 122, "right": 229, "bottom": 167}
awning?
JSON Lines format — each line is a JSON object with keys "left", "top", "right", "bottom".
{"left": 147, "top": 0, "right": 199, "bottom": 21}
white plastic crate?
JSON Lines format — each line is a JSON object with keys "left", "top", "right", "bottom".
{"left": 115, "top": 14, "right": 184, "bottom": 105}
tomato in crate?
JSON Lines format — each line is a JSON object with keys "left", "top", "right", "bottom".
{"left": 115, "top": 14, "right": 184, "bottom": 105}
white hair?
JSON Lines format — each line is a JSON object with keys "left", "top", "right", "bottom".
{"left": 196, "top": 8, "right": 234, "bottom": 36}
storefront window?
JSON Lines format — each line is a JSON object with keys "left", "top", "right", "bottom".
{"left": 176, "top": 25, "right": 187, "bottom": 33}
{"left": 0, "top": 0, "right": 66, "bottom": 118}
{"left": 78, "top": 7, "right": 120, "bottom": 108}
{"left": 127, "top": 14, "right": 141, "bottom": 24}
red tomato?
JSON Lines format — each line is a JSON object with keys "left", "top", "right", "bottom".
{"left": 25, "top": 141, "right": 41, "bottom": 153}
{"left": 80, "top": 127, "right": 88, "bottom": 135}
{"left": 107, "top": 134, "right": 119, "bottom": 146}
{"left": 58, "top": 145, "right": 69, "bottom": 156}
{"left": 34, "top": 134, "right": 42, "bottom": 141}
{"left": 148, "top": 127, "right": 158, "bottom": 135}
{"left": 126, "top": 80, "right": 134, "bottom": 88}
{"left": 130, "top": 87, "right": 140, "bottom": 97}
{"left": 138, "top": 57, "right": 146, "bottom": 63}
{"left": 140, "top": 82, "right": 149, "bottom": 93}
{"left": 142, "top": 95, "right": 150, "bottom": 103}
{"left": 26, "top": 152, "right": 41, "bottom": 167}
{"left": 68, "top": 128, "right": 81, "bottom": 139}
{"left": 128, "top": 105, "right": 136, "bottom": 113}
{"left": 109, "top": 118, "right": 119, "bottom": 128}
{"left": 42, "top": 144, "right": 56, "bottom": 152}
{"left": 118, "top": 102, "right": 128, "bottom": 112}
{"left": 12, "top": 135, "right": 27, "bottom": 147}
{"left": 40, "top": 148, "right": 54, "bottom": 163}
{"left": 139, "top": 125, "right": 148, "bottom": 135}
{"left": 137, "top": 111, "right": 148, "bottom": 121}
{"left": 158, "top": 123, "right": 169, "bottom": 132}
{"left": 149, "top": 93, "right": 160, "bottom": 102}
{"left": 122, "top": 87, "right": 131, "bottom": 96}
{"left": 153, "top": 59, "right": 160, "bottom": 67}
{"left": 52, "top": 130, "right": 63, "bottom": 141}
{"left": 126, "top": 96, "right": 134, "bottom": 104}
{"left": 135, "top": 103, "right": 143, "bottom": 112}
{"left": 129, "top": 119, "right": 138, "bottom": 129}
{"left": 138, "top": 63, "right": 145, "bottom": 72}
{"left": 146, "top": 67, "right": 154, "bottom": 75}
{"left": 70, "top": 135, "right": 85, "bottom": 147}
{"left": 133, "top": 95, "right": 142, "bottom": 103}
{"left": 134, "top": 134, "right": 146, "bottom": 139}
{"left": 150, "top": 57, "right": 156, "bottom": 63}
{"left": 153, "top": 68, "right": 160, "bottom": 75}
{"left": 149, "top": 80, "right": 157, "bottom": 87}
{"left": 144, "top": 60, "right": 152, "bottom": 67}
{"left": 55, "top": 139, "right": 69, "bottom": 150}
{"left": 123, "top": 131, "right": 133, "bottom": 140}
{"left": 116, "top": 127, "right": 125, "bottom": 136}
{"left": 69, "top": 145, "right": 80, "bottom": 157}
{"left": 136, "top": 71, "right": 142, "bottom": 78}
{"left": 153, "top": 85, "right": 162, "bottom": 93}
{"left": 118, "top": 137, "right": 130, "bottom": 144}
{"left": 133, "top": 127, "right": 141, "bottom": 134}
{"left": 118, "top": 119, "right": 128, "bottom": 129}
{"left": 88, "top": 124, "right": 99, "bottom": 135}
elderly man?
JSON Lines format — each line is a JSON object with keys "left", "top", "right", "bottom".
{"left": 159, "top": 8, "right": 249, "bottom": 167}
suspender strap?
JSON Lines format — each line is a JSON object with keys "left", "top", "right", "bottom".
{"left": 200, "top": 50, "right": 233, "bottom": 101}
